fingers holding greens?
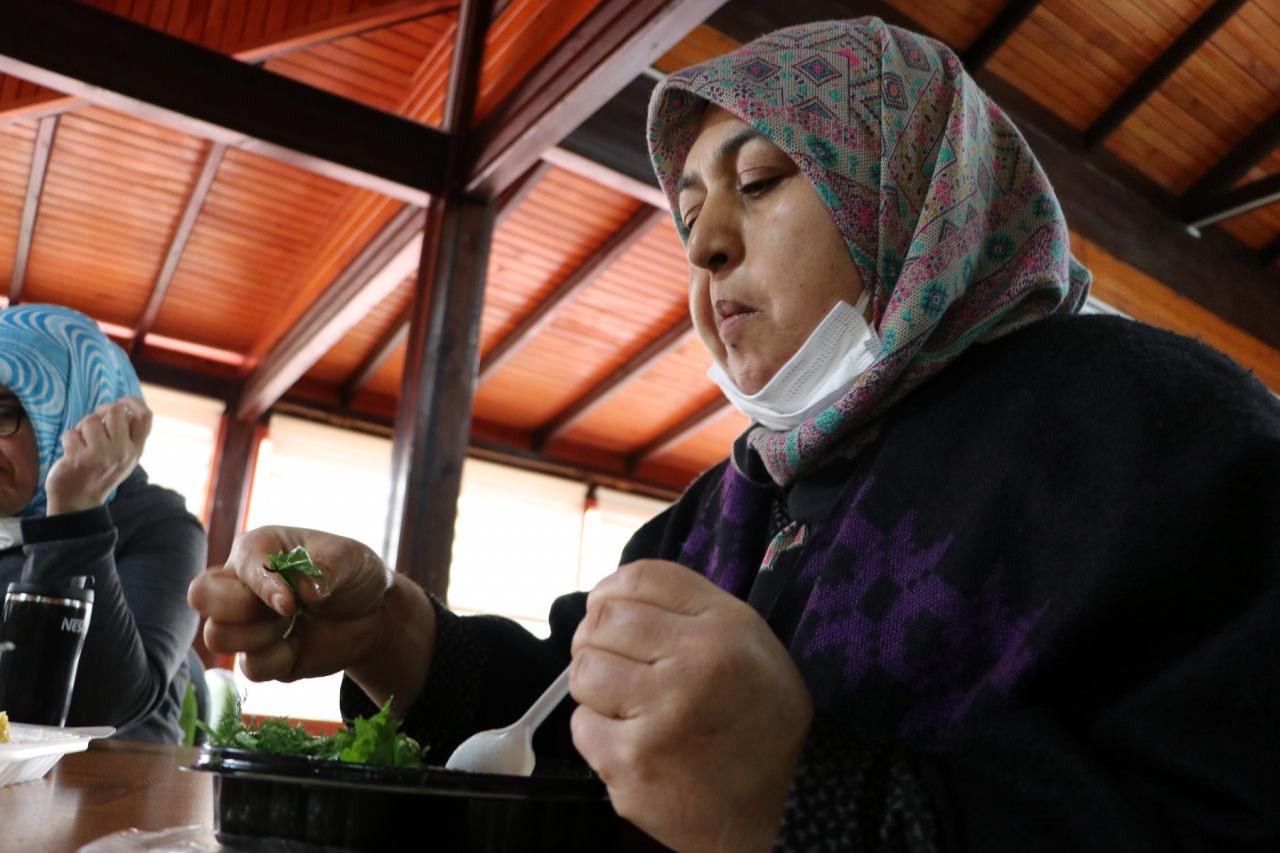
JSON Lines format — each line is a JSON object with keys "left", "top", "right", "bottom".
{"left": 263, "top": 546, "right": 325, "bottom": 639}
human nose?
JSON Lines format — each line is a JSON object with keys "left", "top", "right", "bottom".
{"left": 685, "top": 193, "right": 741, "bottom": 275}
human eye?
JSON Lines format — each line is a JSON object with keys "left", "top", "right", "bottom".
{"left": 738, "top": 174, "right": 782, "bottom": 197}
{"left": 681, "top": 204, "right": 702, "bottom": 231}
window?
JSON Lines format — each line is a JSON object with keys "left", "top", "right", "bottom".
{"left": 237, "top": 415, "right": 394, "bottom": 721}
{"left": 137, "top": 383, "right": 223, "bottom": 523}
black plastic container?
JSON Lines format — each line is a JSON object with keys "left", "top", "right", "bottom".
{"left": 190, "top": 748, "right": 667, "bottom": 852}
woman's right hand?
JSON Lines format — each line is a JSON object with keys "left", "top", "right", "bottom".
{"left": 187, "top": 526, "right": 436, "bottom": 715}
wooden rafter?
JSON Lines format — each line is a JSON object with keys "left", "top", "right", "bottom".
{"left": 1183, "top": 173, "right": 1280, "bottom": 233}
{"left": 961, "top": 0, "right": 1042, "bottom": 73}
{"left": 1085, "top": 0, "right": 1248, "bottom": 149}
{"left": 7, "top": 114, "right": 56, "bottom": 305}
{"left": 477, "top": 206, "right": 668, "bottom": 382}
{"left": 340, "top": 159, "right": 552, "bottom": 405}
{"left": 237, "top": 204, "right": 427, "bottom": 421}
{"left": 467, "top": 0, "right": 730, "bottom": 197}
{"left": 1181, "top": 109, "right": 1280, "bottom": 206}
{"left": 130, "top": 142, "right": 227, "bottom": 356}
{"left": 535, "top": 317, "right": 695, "bottom": 449}
{"left": 0, "top": 1, "right": 448, "bottom": 205}
{"left": 627, "top": 396, "right": 729, "bottom": 471}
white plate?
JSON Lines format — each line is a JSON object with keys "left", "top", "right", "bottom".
{"left": 0, "top": 722, "right": 114, "bottom": 787}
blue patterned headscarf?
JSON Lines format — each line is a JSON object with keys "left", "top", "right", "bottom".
{"left": 0, "top": 304, "right": 143, "bottom": 516}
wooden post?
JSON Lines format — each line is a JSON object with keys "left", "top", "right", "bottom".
{"left": 205, "top": 408, "right": 265, "bottom": 567}
{"left": 385, "top": 196, "right": 495, "bottom": 595}
{"left": 384, "top": 0, "right": 495, "bottom": 596}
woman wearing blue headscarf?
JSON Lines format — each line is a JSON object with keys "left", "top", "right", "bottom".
{"left": 0, "top": 304, "right": 206, "bottom": 742}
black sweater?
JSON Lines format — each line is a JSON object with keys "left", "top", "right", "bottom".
{"left": 0, "top": 467, "right": 206, "bottom": 742}
{"left": 344, "top": 315, "right": 1280, "bottom": 851}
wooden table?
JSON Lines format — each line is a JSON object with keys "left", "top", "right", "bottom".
{"left": 0, "top": 739, "right": 214, "bottom": 851}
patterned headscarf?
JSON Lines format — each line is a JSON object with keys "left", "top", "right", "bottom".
{"left": 648, "top": 18, "right": 1091, "bottom": 485}
{"left": 0, "top": 304, "right": 143, "bottom": 516}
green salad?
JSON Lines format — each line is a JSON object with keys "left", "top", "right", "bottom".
{"left": 198, "top": 692, "right": 425, "bottom": 767}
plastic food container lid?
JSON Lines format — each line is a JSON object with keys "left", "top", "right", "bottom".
{"left": 0, "top": 723, "right": 114, "bottom": 787}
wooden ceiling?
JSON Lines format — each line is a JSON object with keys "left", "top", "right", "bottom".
{"left": 0, "top": 0, "right": 1277, "bottom": 501}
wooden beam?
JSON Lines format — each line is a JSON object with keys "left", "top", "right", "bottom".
{"left": 467, "top": 0, "right": 730, "bottom": 197}
{"left": 0, "top": 1, "right": 449, "bottom": 205}
{"left": 961, "top": 0, "right": 1042, "bottom": 72}
{"left": 238, "top": 204, "right": 427, "bottom": 421}
{"left": 1182, "top": 173, "right": 1280, "bottom": 233}
{"left": 387, "top": 195, "right": 495, "bottom": 593}
{"left": 205, "top": 406, "right": 266, "bottom": 567}
{"left": 339, "top": 158, "right": 548, "bottom": 405}
{"left": 130, "top": 142, "right": 226, "bottom": 356}
{"left": 535, "top": 317, "right": 695, "bottom": 449}
{"left": 0, "top": 93, "right": 76, "bottom": 127}
{"left": 1085, "top": 0, "right": 1248, "bottom": 148}
{"left": 7, "top": 115, "right": 56, "bottom": 305}
{"left": 478, "top": 206, "right": 667, "bottom": 382}
{"left": 627, "top": 396, "right": 728, "bottom": 471}
{"left": 1182, "top": 108, "right": 1280, "bottom": 203}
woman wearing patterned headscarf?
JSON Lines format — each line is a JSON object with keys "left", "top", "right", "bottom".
{"left": 0, "top": 304, "right": 206, "bottom": 742}
{"left": 192, "top": 18, "right": 1280, "bottom": 851}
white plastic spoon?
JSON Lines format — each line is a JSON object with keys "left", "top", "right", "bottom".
{"left": 445, "top": 666, "right": 569, "bottom": 775}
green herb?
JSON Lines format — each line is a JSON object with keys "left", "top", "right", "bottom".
{"left": 179, "top": 681, "right": 199, "bottom": 747}
{"left": 264, "top": 546, "right": 325, "bottom": 639}
{"left": 198, "top": 692, "right": 424, "bottom": 767}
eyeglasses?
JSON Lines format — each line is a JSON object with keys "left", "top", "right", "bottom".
{"left": 0, "top": 406, "right": 25, "bottom": 438}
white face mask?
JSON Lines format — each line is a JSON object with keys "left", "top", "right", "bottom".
{"left": 708, "top": 290, "right": 880, "bottom": 431}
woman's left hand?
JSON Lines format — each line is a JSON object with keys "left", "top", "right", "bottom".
{"left": 570, "top": 559, "right": 813, "bottom": 853}
{"left": 45, "top": 397, "right": 152, "bottom": 515}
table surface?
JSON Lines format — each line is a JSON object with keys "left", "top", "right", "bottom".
{"left": 0, "top": 738, "right": 213, "bottom": 851}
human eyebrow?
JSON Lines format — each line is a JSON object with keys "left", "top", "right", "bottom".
{"left": 676, "top": 127, "right": 768, "bottom": 194}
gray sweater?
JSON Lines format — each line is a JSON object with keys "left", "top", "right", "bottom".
{"left": 0, "top": 466, "right": 206, "bottom": 741}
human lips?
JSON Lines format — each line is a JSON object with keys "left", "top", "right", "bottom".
{"left": 715, "top": 299, "right": 758, "bottom": 336}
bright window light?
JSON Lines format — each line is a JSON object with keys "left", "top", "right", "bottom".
{"left": 137, "top": 383, "right": 223, "bottom": 523}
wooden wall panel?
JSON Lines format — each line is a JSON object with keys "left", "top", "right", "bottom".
{"left": 1106, "top": 2, "right": 1279, "bottom": 192}
{"left": 474, "top": 0, "right": 600, "bottom": 119}
{"left": 305, "top": 275, "right": 416, "bottom": 384}
{"left": 264, "top": 15, "right": 454, "bottom": 113}
{"left": 22, "top": 109, "right": 204, "bottom": 324}
{"left": 653, "top": 23, "right": 739, "bottom": 73}
{"left": 0, "top": 122, "right": 36, "bottom": 286}
{"left": 76, "top": 0, "right": 410, "bottom": 52}
{"left": 551, "top": 333, "right": 717, "bottom": 452}
{"left": 1073, "top": 232, "right": 1280, "bottom": 390}
{"left": 152, "top": 147, "right": 350, "bottom": 352}
{"left": 472, "top": 216, "right": 689, "bottom": 430}
{"left": 477, "top": 168, "right": 642, "bottom": 356}
{"left": 883, "top": 0, "right": 1006, "bottom": 51}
